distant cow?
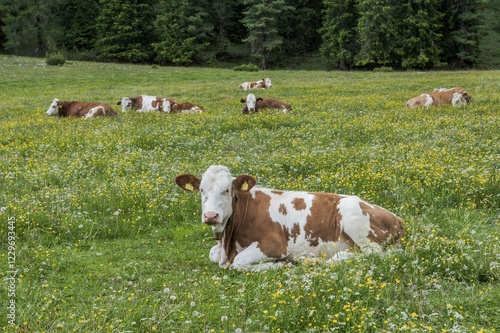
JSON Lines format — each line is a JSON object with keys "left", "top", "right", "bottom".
{"left": 175, "top": 165, "right": 404, "bottom": 271}
{"left": 406, "top": 87, "right": 471, "bottom": 108}
{"left": 118, "top": 95, "right": 164, "bottom": 112}
{"left": 45, "top": 99, "right": 117, "bottom": 119}
{"left": 240, "top": 93, "right": 291, "bottom": 114}
{"left": 161, "top": 98, "right": 205, "bottom": 114}
{"left": 239, "top": 78, "right": 272, "bottom": 91}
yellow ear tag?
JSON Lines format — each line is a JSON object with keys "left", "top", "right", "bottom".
{"left": 241, "top": 181, "right": 248, "bottom": 191}
{"left": 185, "top": 183, "right": 194, "bottom": 191}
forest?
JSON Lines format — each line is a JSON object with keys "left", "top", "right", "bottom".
{"left": 0, "top": 0, "right": 499, "bottom": 70}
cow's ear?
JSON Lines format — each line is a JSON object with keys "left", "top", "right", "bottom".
{"left": 256, "top": 97, "right": 263, "bottom": 102}
{"left": 240, "top": 99, "right": 247, "bottom": 103}
{"left": 233, "top": 175, "right": 256, "bottom": 192}
{"left": 175, "top": 174, "right": 201, "bottom": 192}
{"left": 117, "top": 101, "right": 121, "bottom": 105}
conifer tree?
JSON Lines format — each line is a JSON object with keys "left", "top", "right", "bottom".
{"left": 440, "top": 0, "right": 481, "bottom": 67}
{"left": 396, "top": 0, "right": 444, "bottom": 69}
{"left": 95, "top": 0, "right": 155, "bottom": 63}
{"left": 240, "top": 0, "right": 294, "bottom": 69}
{"left": 0, "top": 0, "right": 64, "bottom": 56}
{"left": 62, "top": 0, "right": 100, "bottom": 51}
{"left": 153, "top": 0, "right": 212, "bottom": 65}
{"left": 319, "top": 0, "right": 358, "bottom": 69}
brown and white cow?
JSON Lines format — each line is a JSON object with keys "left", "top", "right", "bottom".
{"left": 117, "top": 95, "right": 164, "bottom": 112}
{"left": 161, "top": 98, "right": 205, "bottom": 114}
{"left": 406, "top": 87, "right": 471, "bottom": 108}
{"left": 238, "top": 78, "right": 272, "bottom": 91}
{"left": 175, "top": 165, "right": 404, "bottom": 270}
{"left": 45, "top": 99, "right": 117, "bottom": 119}
{"left": 240, "top": 93, "right": 292, "bottom": 114}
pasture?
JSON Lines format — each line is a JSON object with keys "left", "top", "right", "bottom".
{"left": 0, "top": 55, "right": 499, "bottom": 332}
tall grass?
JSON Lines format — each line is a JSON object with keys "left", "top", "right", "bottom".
{"left": 0, "top": 56, "right": 499, "bottom": 332}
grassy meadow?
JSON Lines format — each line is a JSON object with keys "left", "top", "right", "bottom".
{"left": 1, "top": 55, "right": 499, "bottom": 332}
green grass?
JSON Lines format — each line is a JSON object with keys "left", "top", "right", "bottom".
{"left": 1, "top": 55, "right": 499, "bottom": 332}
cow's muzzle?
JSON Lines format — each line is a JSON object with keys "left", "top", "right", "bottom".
{"left": 203, "top": 212, "right": 219, "bottom": 225}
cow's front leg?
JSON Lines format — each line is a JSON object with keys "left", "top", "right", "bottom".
{"left": 209, "top": 241, "right": 223, "bottom": 264}
{"left": 230, "top": 242, "right": 287, "bottom": 271}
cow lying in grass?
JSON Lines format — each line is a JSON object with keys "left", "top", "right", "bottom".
{"left": 45, "top": 99, "right": 117, "bottom": 119}
{"left": 161, "top": 98, "right": 205, "bottom": 114}
{"left": 240, "top": 93, "right": 291, "bottom": 114}
{"left": 406, "top": 87, "right": 471, "bottom": 108}
{"left": 238, "top": 78, "right": 272, "bottom": 91}
{"left": 175, "top": 165, "right": 405, "bottom": 271}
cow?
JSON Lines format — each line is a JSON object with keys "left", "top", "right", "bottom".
{"left": 117, "top": 95, "right": 164, "bottom": 112}
{"left": 161, "top": 98, "right": 205, "bottom": 114}
{"left": 406, "top": 87, "right": 471, "bottom": 108}
{"left": 175, "top": 165, "right": 405, "bottom": 271}
{"left": 45, "top": 99, "right": 117, "bottom": 118}
{"left": 238, "top": 78, "right": 272, "bottom": 91}
{"left": 240, "top": 93, "right": 292, "bottom": 114}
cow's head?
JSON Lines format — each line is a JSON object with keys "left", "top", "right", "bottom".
{"left": 118, "top": 97, "right": 133, "bottom": 112}
{"left": 160, "top": 99, "right": 171, "bottom": 113}
{"left": 452, "top": 93, "right": 468, "bottom": 106}
{"left": 264, "top": 78, "right": 272, "bottom": 88}
{"left": 454, "top": 88, "right": 472, "bottom": 105}
{"left": 175, "top": 165, "right": 256, "bottom": 235}
{"left": 46, "top": 98, "right": 60, "bottom": 116}
{"left": 241, "top": 93, "right": 257, "bottom": 113}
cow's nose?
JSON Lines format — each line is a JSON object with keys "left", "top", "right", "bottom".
{"left": 203, "top": 212, "right": 219, "bottom": 224}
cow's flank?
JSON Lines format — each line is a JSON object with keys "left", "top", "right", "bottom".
{"left": 175, "top": 165, "right": 404, "bottom": 270}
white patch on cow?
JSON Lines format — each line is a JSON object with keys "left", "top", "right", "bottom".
{"left": 84, "top": 106, "right": 104, "bottom": 119}
{"left": 265, "top": 189, "right": 313, "bottom": 224}
{"left": 199, "top": 165, "right": 234, "bottom": 233}
{"left": 338, "top": 196, "right": 381, "bottom": 252}
{"left": 138, "top": 95, "right": 159, "bottom": 112}
{"left": 210, "top": 242, "right": 223, "bottom": 263}
{"left": 230, "top": 241, "right": 282, "bottom": 270}
{"left": 424, "top": 94, "right": 434, "bottom": 107}
{"left": 46, "top": 98, "right": 59, "bottom": 116}
{"left": 245, "top": 93, "right": 257, "bottom": 113}
{"left": 120, "top": 97, "right": 133, "bottom": 112}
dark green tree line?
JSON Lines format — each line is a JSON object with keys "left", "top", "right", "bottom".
{"left": 0, "top": 0, "right": 496, "bottom": 69}
{"left": 321, "top": 0, "right": 483, "bottom": 69}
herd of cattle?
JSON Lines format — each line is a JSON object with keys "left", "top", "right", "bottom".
{"left": 43, "top": 75, "right": 472, "bottom": 270}
{"left": 45, "top": 76, "right": 471, "bottom": 120}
